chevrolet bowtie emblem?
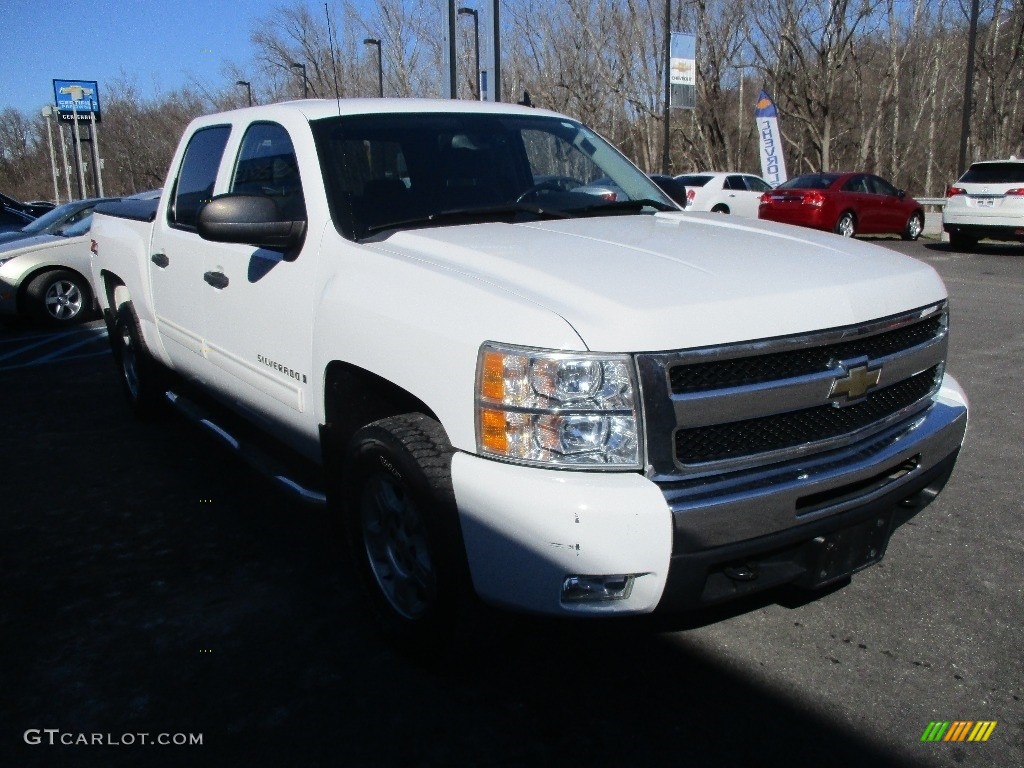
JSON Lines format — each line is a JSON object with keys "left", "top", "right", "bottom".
{"left": 830, "top": 364, "right": 882, "bottom": 401}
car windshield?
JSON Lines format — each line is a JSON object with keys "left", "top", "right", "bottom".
{"left": 311, "top": 112, "right": 675, "bottom": 240}
{"left": 20, "top": 201, "right": 94, "bottom": 235}
{"left": 960, "top": 162, "right": 1024, "bottom": 184}
{"left": 777, "top": 174, "right": 840, "bottom": 190}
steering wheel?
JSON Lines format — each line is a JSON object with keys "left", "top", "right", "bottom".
{"left": 516, "top": 178, "right": 581, "bottom": 203}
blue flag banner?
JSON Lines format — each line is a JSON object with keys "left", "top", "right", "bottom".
{"left": 754, "top": 90, "right": 786, "bottom": 186}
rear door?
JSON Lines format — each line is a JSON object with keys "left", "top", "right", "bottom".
{"left": 148, "top": 125, "right": 232, "bottom": 380}
{"left": 839, "top": 174, "right": 876, "bottom": 232}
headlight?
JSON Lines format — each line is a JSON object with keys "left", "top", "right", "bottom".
{"left": 475, "top": 342, "right": 642, "bottom": 469}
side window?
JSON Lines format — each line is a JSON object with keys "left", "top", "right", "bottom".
{"left": 169, "top": 125, "right": 231, "bottom": 229}
{"left": 725, "top": 175, "right": 745, "bottom": 191}
{"left": 868, "top": 176, "right": 899, "bottom": 196}
{"left": 842, "top": 175, "right": 868, "bottom": 194}
{"left": 230, "top": 122, "right": 306, "bottom": 221}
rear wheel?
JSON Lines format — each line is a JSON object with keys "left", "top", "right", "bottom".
{"left": 112, "top": 302, "right": 166, "bottom": 419}
{"left": 834, "top": 211, "right": 856, "bottom": 238}
{"left": 902, "top": 212, "right": 924, "bottom": 241}
{"left": 340, "top": 414, "right": 470, "bottom": 649}
{"left": 26, "top": 269, "right": 91, "bottom": 325}
{"left": 710, "top": 204, "right": 730, "bottom": 214}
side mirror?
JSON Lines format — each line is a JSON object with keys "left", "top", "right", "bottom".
{"left": 897, "top": 189, "right": 906, "bottom": 199}
{"left": 197, "top": 194, "right": 306, "bottom": 259}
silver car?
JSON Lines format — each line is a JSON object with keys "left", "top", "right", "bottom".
{"left": 0, "top": 213, "right": 100, "bottom": 325}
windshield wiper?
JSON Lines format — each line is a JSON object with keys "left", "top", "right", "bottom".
{"left": 363, "top": 202, "right": 572, "bottom": 236}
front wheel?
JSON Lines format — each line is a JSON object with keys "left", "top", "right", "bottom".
{"left": 834, "top": 211, "right": 856, "bottom": 238}
{"left": 341, "top": 414, "right": 470, "bottom": 648}
{"left": 902, "top": 212, "right": 924, "bottom": 241}
{"left": 26, "top": 269, "right": 91, "bottom": 325}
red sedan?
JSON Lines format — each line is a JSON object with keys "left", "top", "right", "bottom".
{"left": 758, "top": 172, "right": 925, "bottom": 240}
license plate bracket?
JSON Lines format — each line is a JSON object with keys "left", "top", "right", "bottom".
{"left": 795, "top": 513, "right": 894, "bottom": 589}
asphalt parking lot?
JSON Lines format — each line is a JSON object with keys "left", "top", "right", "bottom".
{"left": 1, "top": 237, "right": 1021, "bottom": 768}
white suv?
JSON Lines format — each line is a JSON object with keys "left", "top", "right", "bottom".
{"left": 943, "top": 158, "right": 1024, "bottom": 250}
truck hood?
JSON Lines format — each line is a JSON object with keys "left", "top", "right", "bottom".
{"left": 368, "top": 212, "right": 947, "bottom": 352}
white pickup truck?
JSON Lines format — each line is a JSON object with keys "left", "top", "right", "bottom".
{"left": 90, "top": 98, "right": 968, "bottom": 641}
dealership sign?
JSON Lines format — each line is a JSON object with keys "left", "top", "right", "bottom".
{"left": 53, "top": 79, "right": 101, "bottom": 124}
{"left": 669, "top": 33, "right": 696, "bottom": 110}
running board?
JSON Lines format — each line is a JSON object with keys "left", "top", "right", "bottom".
{"left": 164, "top": 390, "right": 327, "bottom": 506}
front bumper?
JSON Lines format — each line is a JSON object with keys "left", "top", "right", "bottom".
{"left": 452, "top": 374, "right": 968, "bottom": 617}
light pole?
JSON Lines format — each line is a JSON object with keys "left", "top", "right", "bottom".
{"left": 40, "top": 107, "right": 61, "bottom": 204}
{"left": 290, "top": 62, "right": 309, "bottom": 98}
{"left": 236, "top": 80, "right": 252, "bottom": 107}
{"left": 363, "top": 38, "right": 383, "bottom": 97}
{"left": 458, "top": 7, "right": 481, "bottom": 100}
{"left": 958, "top": 0, "right": 981, "bottom": 175}
{"left": 727, "top": 63, "right": 756, "bottom": 172}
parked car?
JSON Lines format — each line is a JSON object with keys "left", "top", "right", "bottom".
{"left": 0, "top": 191, "right": 53, "bottom": 218}
{"left": 648, "top": 174, "right": 688, "bottom": 207}
{"left": 758, "top": 172, "right": 925, "bottom": 240}
{"left": 0, "top": 213, "right": 99, "bottom": 325}
{"left": 0, "top": 198, "right": 110, "bottom": 245}
{"left": 0, "top": 205, "right": 35, "bottom": 234}
{"left": 943, "top": 158, "right": 1024, "bottom": 250}
{"left": 674, "top": 172, "right": 772, "bottom": 217}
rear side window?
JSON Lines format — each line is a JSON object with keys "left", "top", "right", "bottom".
{"left": 169, "top": 125, "right": 231, "bottom": 229}
{"left": 960, "top": 162, "right": 1024, "bottom": 184}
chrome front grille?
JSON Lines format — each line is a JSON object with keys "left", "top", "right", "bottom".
{"left": 669, "top": 316, "right": 944, "bottom": 394}
{"left": 674, "top": 366, "right": 941, "bottom": 464}
{"left": 637, "top": 303, "right": 948, "bottom": 482}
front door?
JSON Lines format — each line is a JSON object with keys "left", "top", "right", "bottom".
{"left": 199, "top": 121, "right": 319, "bottom": 450}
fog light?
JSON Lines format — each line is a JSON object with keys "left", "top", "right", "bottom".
{"left": 561, "top": 574, "right": 635, "bottom": 602}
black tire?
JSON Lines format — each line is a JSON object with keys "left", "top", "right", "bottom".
{"left": 112, "top": 302, "right": 166, "bottom": 419}
{"left": 340, "top": 413, "right": 470, "bottom": 649}
{"left": 710, "top": 204, "right": 730, "bottom": 214}
{"left": 948, "top": 232, "right": 977, "bottom": 252}
{"left": 25, "top": 269, "right": 91, "bottom": 325}
{"left": 834, "top": 211, "right": 856, "bottom": 238}
{"left": 902, "top": 212, "right": 924, "bottom": 241}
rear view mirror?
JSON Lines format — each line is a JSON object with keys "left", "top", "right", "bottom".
{"left": 197, "top": 194, "right": 306, "bottom": 258}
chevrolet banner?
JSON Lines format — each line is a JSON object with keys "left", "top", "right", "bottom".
{"left": 754, "top": 90, "right": 786, "bottom": 186}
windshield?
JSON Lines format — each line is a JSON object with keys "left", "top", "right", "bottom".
{"left": 311, "top": 112, "right": 675, "bottom": 240}
{"left": 21, "top": 201, "right": 95, "bottom": 235}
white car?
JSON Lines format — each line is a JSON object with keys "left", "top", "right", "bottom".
{"left": 943, "top": 158, "right": 1024, "bottom": 250}
{"left": 0, "top": 215, "right": 97, "bottom": 325}
{"left": 675, "top": 171, "right": 773, "bottom": 217}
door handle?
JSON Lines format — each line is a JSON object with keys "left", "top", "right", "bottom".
{"left": 151, "top": 253, "right": 169, "bottom": 268}
{"left": 203, "top": 271, "right": 229, "bottom": 289}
